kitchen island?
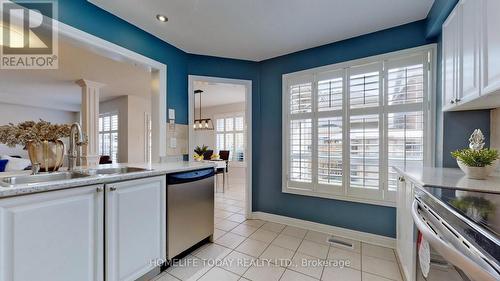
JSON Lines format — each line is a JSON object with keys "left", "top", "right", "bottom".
{"left": 0, "top": 161, "right": 214, "bottom": 198}
{"left": 0, "top": 161, "right": 215, "bottom": 281}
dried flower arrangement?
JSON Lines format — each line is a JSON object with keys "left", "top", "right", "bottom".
{"left": 0, "top": 119, "right": 72, "bottom": 148}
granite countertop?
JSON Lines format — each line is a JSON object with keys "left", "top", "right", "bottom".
{"left": 393, "top": 166, "right": 500, "bottom": 194}
{"left": 0, "top": 161, "right": 215, "bottom": 198}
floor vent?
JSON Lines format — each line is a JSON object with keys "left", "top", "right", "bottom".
{"left": 328, "top": 236, "right": 354, "bottom": 250}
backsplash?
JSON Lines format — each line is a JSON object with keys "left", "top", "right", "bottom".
{"left": 490, "top": 108, "right": 500, "bottom": 156}
{"left": 442, "top": 110, "right": 491, "bottom": 168}
{"left": 166, "top": 123, "right": 188, "bottom": 157}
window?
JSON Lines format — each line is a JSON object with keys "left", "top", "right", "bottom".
{"left": 99, "top": 112, "right": 119, "bottom": 163}
{"left": 216, "top": 114, "right": 246, "bottom": 163}
{"left": 283, "top": 47, "right": 434, "bottom": 206}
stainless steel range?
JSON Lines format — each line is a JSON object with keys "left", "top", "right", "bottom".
{"left": 412, "top": 185, "right": 500, "bottom": 281}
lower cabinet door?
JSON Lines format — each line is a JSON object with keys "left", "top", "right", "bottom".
{"left": 105, "top": 176, "right": 166, "bottom": 281}
{"left": 0, "top": 185, "right": 104, "bottom": 281}
{"left": 396, "top": 177, "right": 417, "bottom": 281}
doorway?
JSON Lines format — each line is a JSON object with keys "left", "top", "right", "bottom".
{"left": 188, "top": 76, "right": 252, "bottom": 218}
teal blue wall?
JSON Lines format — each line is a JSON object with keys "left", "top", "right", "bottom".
{"left": 426, "top": 0, "right": 459, "bottom": 39}
{"left": 254, "top": 20, "right": 433, "bottom": 238}
{"left": 20, "top": 0, "right": 190, "bottom": 124}
{"left": 23, "top": 0, "right": 492, "bottom": 238}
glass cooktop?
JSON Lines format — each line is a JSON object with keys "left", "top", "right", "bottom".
{"left": 423, "top": 186, "right": 500, "bottom": 237}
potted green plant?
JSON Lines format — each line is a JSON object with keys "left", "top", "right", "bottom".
{"left": 193, "top": 145, "right": 209, "bottom": 161}
{"left": 451, "top": 129, "right": 499, "bottom": 179}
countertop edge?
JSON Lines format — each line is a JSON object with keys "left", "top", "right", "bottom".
{"left": 0, "top": 162, "right": 216, "bottom": 199}
{"left": 392, "top": 166, "right": 425, "bottom": 187}
{"left": 393, "top": 166, "right": 500, "bottom": 194}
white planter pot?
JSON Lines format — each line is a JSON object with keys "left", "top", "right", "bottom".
{"left": 457, "top": 160, "right": 498, "bottom": 180}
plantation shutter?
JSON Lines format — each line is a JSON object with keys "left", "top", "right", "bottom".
{"left": 349, "top": 114, "right": 380, "bottom": 190}
{"left": 282, "top": 49, "right": 432, "bottom": 205}
{"left": 387, "top": 111, "right": 424, "bottom": 190}
{"left": 349, "top": 63, "right": 381, "bottom": 109}
{"left": 316, "top": 70, "right": 344, "bottom": 194}
{"left": 99, "top": 113, "right": 119, "bottom": 163}
{"left": 215, "top": 114, "right": 246, "bottom": 162}
{"left": 317, "top": 117, "right": 343, "bottom": 189}
{"left": 385, "top": 54, "right": 427, "bottom": 196}
{"left": 347, "top": 62, "right": 383, "bottom": 198}
{"left": 234, "top": 116, "right": 245, "bottom": 162}
{"left": 317, "top": 70, "right": 343, "bottom": 112}
{"left": 287, "top": 75, "right": 314, "bottom": 189}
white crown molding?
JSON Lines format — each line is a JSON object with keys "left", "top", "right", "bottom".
{"left": 251, "top": 211, "right": 396, "bottom": 249}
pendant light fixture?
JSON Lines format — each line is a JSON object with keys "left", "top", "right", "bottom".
{"left": 193, "top": 89, "right": 214, "bottom": 131}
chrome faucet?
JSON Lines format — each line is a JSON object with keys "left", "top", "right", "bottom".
{"left": 31, "top": 163, "right": 40, "bottom": 175}
{"left": 68, "top": 122, "right": 84, "bottom": 171}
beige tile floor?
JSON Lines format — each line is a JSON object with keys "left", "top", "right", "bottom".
{"left": 153, "top": 176, "right": 403, "bottom": 281}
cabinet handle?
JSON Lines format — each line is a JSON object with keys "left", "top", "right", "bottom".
{"left": 455, "top": 98, "right": 461, "bottom": 103}
{"left": 96, "top": 187, "right": 103, "bottom": 193}
{"left": 398, "top": 176, "right": 405, "bottom": 182}
{"left": 450, "top": 99, "right": 455, "bottom": 104}
{"left": 109, "top": 186, "right": 117, "bottom": 192}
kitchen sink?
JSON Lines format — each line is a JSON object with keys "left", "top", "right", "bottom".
{"left": 0, "top": 167, "right": 150, "bottom": 188}
{"left": 0, "top": 172, "right": 91, "bottom": 187}
{"left": 88, "top": 167, "right": 150, "bottom": 175}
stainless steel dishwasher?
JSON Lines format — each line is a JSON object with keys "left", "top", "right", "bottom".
{"left": 167, "top": 168, "right": 215, "bottom": 259}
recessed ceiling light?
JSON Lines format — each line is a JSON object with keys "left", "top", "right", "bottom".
{"left": 156, "top": 14, "right": 168, "bottom": 22}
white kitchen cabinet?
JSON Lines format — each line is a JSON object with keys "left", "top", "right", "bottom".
{"left": 396, "top": 175, "right": 417, "bottom": 281}
{"left": 481, "top": 0, "right": 500, "bottom": 95}
{"left": 443, "top": 0, "right": 500, "bottom": 111}
{"left": 442, "top": 7, "right": 460, "bottom": 110}
{"left": 459, "top": 0, "right": 481, "bottom": 103}
{"left": 105, "top": 176, "right": 166, "bottom": 281}
{"left": 0, "top": 185, "right": 104, "bottom": 281}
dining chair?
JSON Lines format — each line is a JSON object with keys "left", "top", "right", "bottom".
{"left": 215, "top": 150, "right": 230, "bottom": 191}
{"left": 218, "top": 150, "right": 230, "bottom": 172}
{"left": 203, "top": 150, "right": 213, "bottom": 160}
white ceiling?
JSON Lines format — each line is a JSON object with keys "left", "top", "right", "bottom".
{"left": 89, "top": 0, "right": 434, "bottom": 61}
{"left": 0, "top": 39, "right": 152, "bottom": 112}
{"left": 193, "top": 81, "right": 245, "bottom": 108}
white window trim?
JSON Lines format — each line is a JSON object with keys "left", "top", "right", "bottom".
{"left": 282, "top": 44, "right": 437, "bottom": 207}
{"left": 214, "top": 112, "right": 247, "bottom": 167}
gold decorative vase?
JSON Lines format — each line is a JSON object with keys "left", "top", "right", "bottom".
{"left": 27, "top": 140, "right": 65, "bottom": 172}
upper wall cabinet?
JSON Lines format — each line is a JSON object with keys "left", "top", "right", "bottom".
{"left": 482, "top": 0, "right": 500, "bottom": 94}
{"left": 442, "top": 7, "right": 460, "bottom": 110}
{"left": 443, "top": 0, "right": 500, "bottom": 111}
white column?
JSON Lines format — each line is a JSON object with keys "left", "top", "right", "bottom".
{"left": 76, "top": 79, "right": 105, "bottom": 166}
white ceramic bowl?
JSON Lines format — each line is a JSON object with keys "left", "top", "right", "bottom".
{"left": 457, "top": 160, "right": 498, "bottom": 180}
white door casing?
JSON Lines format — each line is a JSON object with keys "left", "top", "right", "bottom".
{"left": 188, "top": 75, "right": 253, "bottom": 216}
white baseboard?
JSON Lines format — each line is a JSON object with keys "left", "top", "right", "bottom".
{"left": 251, "top": 211, "right": 396, "bottom": 249}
